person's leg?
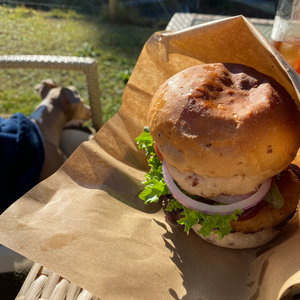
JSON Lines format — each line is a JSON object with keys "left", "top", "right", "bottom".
{"left": 0, "top": 113, "right": 44, "bottom": 214}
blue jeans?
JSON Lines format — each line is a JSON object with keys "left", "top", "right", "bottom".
{"left": 0, "top": 113, "right": 44, "bottom": 214}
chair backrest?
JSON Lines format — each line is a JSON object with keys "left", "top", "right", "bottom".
{"left": 0, "top": 55, "right": 103, "bottom": 130}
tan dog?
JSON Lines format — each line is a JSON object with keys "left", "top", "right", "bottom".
{"left": 31, "top": 79, "right": 91, "bottom": 181}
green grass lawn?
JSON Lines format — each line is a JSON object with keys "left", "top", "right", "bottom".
{"left": 0, "top": 5, "right": 163, "bottom": 124}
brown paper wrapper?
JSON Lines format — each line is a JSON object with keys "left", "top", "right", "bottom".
{"left": 1, "top": 16, "right": 300, "bottom": 300}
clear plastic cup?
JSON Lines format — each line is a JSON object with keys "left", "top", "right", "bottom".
{"left": 271, "top": 0, "right": 300, "bottom": 74}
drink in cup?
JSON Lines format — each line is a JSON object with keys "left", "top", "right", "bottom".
{"left": 271, "top": 0, "right": 300, "bottom": 74}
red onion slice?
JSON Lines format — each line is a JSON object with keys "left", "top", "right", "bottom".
{"left": 209, "top": 193, "right": 254, "bottom": 204}
{"left": 162, "top": 159, "right": 272, "bottom": 215}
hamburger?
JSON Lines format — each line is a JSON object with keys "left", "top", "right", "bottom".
{"left": 136, "top": 63, "right": 300, "bottom": 249}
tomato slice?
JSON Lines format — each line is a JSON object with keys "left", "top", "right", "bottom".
{"left": 154, "top": 143, "right": 163, "bottom": 161}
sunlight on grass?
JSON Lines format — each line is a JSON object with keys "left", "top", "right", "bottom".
{"left": 0, "top": 5, "right": 161, "bottom": 124}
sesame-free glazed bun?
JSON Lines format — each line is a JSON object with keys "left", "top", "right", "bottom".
{"left": 148, "top": 63, "right": 300, "bottom": 197}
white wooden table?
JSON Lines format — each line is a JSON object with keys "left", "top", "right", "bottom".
{"left": 166, "top": 13, "right": 274, "bottom": 40}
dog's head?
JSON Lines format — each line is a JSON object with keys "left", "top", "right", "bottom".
{"left": 60, "top": 86, "right": 91, "bottom": 122}
{"left": 35, "top": 79, "right": 91, "bottom": 122}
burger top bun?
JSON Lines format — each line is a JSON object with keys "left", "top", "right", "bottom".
{"left": 148, "top": 63, "right": 300, "bottom": 197}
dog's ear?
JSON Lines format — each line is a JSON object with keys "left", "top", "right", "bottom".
{"left": 60, "top": 86, "right": 81, "bottom": 104}
{"left": 35, "top": 79, "right": 58, "bottom": 99}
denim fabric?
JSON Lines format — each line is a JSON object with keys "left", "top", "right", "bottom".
{"left": 0, "top": 113, "right": 44, "bottom": 214}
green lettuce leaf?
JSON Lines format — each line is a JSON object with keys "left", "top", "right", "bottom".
{"left": 135, "top": 126, "right": 154, "bottom": 157}
{"left": 136, "top": 127, "right": 169, "bottom": 204}
{"left": 264, "top": 182, "right": 284, "bottom": 209}
{"left": 166, "top": 199, "right": 242, "bottom": 240}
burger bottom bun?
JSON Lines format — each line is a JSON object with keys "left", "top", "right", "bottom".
{"left": 192, "top": 224, "right": 280, "bottom": 249}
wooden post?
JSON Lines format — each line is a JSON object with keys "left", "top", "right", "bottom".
{"left": 109, "top": 0, "right": 118, "bottom": 20}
